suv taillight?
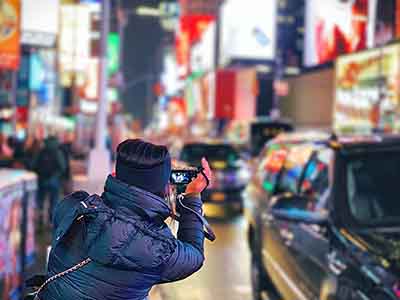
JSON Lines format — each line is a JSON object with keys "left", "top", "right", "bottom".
{"left": 393, "top": 282, "right": 400, "bottom": 298}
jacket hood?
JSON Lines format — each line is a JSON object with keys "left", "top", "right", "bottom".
{"left": 102, "top": 175, "right": 171, "bottom": 222}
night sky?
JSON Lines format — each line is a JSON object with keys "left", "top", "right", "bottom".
{"left": 120, "top": 0, "right": 169, "bottom": 126}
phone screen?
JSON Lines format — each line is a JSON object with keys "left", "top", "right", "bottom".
{"left": 170, "top": 170, "right": 197, "bottom": 185}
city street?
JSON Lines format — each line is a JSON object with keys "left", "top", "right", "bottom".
{"left": 2, "top": 1, "right": 400, "bottom": 300}
{"left": 160, "top": 217, "right": 253, "bottom": 300}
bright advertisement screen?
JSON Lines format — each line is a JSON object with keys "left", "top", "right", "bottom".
{"left": 219, "top": 0, "right": 277, "bottom": 65}
{"left": 304, "top": 0, "right": 369, "bottom": 67}
{"left": 22, "top": 0, "right": 60, "bottom": 34}
{"left": 30, "top": 50, "right": 56, "bottom": 105}
{"left": 334, "top": 44, "right": 400, "bottom": 133}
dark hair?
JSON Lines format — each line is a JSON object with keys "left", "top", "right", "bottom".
{"left": 116, "top": 139, "right": 169, "bottom": 169}
{"left": 116, "top": 139, "right": 171, "bottom": 195}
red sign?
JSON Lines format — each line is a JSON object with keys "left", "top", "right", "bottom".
{"left": 175, "top": 14, "right": 214, "bottom": 77}
{"left": 16, "top": 106, "right": 28, "bottom": 122}
{"left": 0, "top": 0, "right": 21, "bottom": 70}
{"left": 215, "top": 68, "right": 258, "bottom": 121}
{"left": 180, "top": 15, "right": 214, "bottom": 44}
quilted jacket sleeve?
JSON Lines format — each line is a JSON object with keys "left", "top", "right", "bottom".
{"left": 159, "top": 194, "right": 205, "bottom": 283}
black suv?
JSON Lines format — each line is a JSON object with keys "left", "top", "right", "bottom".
{"left": 244, "top": 132, "right": 400, "bottom": 300}
{"left": 180, "top": 142, "right": 250, "bottom": 216}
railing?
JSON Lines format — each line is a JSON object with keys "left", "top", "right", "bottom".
{"left": 0, "top": 170, "right": 37, "bottom": 300}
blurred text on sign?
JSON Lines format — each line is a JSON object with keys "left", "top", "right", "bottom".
{"left": 0, "top": 0, "right": 20, "bottom": 70}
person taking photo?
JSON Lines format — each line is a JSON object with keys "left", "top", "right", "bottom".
{"left": 37, "top": 139, "right": 212, "bottom": 300}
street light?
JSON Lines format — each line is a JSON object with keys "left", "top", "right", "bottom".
{"left": 136, "top": 6, "right": 161, "bottom": 17}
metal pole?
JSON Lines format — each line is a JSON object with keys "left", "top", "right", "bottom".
{"left": 117, "top": 0, "right": 126, "bottom": 93}
{"left": 87, "top": 0, "right": 111, "bottom": 189}
{"left": 271, "top": 52, "right": 283, "bottom": 120}
{"left": 10, "top": 70, "right": 17, "bottom": 135}
{"left": 95, "top": 0, "right": 111, "bottom": 150}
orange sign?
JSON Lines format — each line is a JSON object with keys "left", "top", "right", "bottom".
{"left": 0, "top": 0, "right": 20, "bottom": 70}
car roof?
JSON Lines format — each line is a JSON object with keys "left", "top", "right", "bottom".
{"left": 336, "top": 134, "right": 400, "bottom": 152}
{"left": 183, "top": 140, "right": 233, "bottom": 147}
{"left": 273, "top": 131, "right": 330, "bottom": 144}
{"left": 273, "top": 132, "right": 400, "bottom": 151}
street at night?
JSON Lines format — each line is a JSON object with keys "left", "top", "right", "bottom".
{"left": 2, "top": 0, "right": 400, "bottom": 300}
{"left": 161, "top": 217, "right": 253, "bottom": 300}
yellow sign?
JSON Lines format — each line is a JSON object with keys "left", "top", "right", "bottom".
{"left": 211, "top": 192, "right": 225, "bottom": 202}
{"left": 0, "top": 0, "right": 20, "bottom": 70}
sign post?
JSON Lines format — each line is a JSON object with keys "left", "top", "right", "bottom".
{"left": 88, "top": 0, "right": 111, "bottom": 186}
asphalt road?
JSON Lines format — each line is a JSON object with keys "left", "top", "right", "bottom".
{"left": 159, "top": 216, "right": 254, "bottom": 300}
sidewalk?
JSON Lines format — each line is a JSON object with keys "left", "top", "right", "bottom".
{"left": 72, "top": 175, "right": 165, "bottom": 300}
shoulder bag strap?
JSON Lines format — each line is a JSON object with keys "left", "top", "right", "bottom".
{"left": 33, "top": 258, "right": 92, "bottom": 300}
{"left": 34, "top": 198, "right": 96, "bottom": 299}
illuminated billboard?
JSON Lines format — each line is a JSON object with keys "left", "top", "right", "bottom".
{"left": 175, "top": 14, "right": 214, "bottom": 77}
{"left": 304, "top": 0, "right": 369, "bottom": 67}
{"left": 219, "top": 0, "right": 277, "bottom": 65}
{"left": 334, "top": 44, "right": 400, "bottom": 133}
{"left": 190, "top": 22, "right": 215, "bottom": 73}
{"left": 21, "top": 0, "right": 60, "bottom": 47}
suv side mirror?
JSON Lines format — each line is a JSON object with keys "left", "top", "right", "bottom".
{"left": 270, "top": 194, "right": 328, "bottom": 226}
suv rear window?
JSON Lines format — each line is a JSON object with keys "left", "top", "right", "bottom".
{"left": 180, "top": 144, "right": 239, "bottom": 165}
{"left": 347, "top": 150, "right": 400, "bottom": 225}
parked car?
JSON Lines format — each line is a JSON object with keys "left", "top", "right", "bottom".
{"left": 180, "top": 142, "right": 250, "bottom": 216}
{"left": 244, "top": 132, "right": 400, "bottom": 300}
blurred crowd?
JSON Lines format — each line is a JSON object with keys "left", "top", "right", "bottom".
{"left": 0, "top": 131, "right": 76, "bottom": 228}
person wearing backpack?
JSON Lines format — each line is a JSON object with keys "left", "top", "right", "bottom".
{"left": 33, "top": 136, "right": 66, "bottom": 228}
{"left": 36, "top": 139, "right": 212, "bottom": 300}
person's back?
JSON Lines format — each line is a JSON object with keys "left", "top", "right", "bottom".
{"left": 40, "top": 139, "right": 211, "bottom": 300}
{"left": 34, "top": 137, "right": 65, "bottom": 180}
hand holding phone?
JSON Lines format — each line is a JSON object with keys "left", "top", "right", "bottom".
{"left": 185, "top": 158, "right": 212, "bottom": 194}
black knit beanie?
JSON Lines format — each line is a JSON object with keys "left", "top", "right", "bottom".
{"left": 115, "top": 139, "right": 171, "bottom": 194}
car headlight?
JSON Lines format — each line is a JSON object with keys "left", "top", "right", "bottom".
{"left": 237, "top": 167, "right": 251, "bottom": 184}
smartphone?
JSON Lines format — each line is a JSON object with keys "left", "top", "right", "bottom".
{"left": 170, "top": 169, "right": 200, "bottom": 185}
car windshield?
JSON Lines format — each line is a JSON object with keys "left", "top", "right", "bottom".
{"left": 180, "top": 144, "right": 239, "bottom": 166}
{"left": 346, "top": 150, "right": 400, "bottom": 225}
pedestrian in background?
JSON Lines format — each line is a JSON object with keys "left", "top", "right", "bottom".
{"left": 32, "top": 136, "right": 66, "bottom": 228}
{"left": 23, "top": 135, "right": 42, "bottom": 170}
{"left": 10, "top": 137, "right": 26, "bottom": 169}
{"left": 0, "top": 133, "right": 13, "bottom": 167}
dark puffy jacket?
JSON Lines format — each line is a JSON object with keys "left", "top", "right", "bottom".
{"left": 41, "top": 175, "right": 205, "bottom": 300}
